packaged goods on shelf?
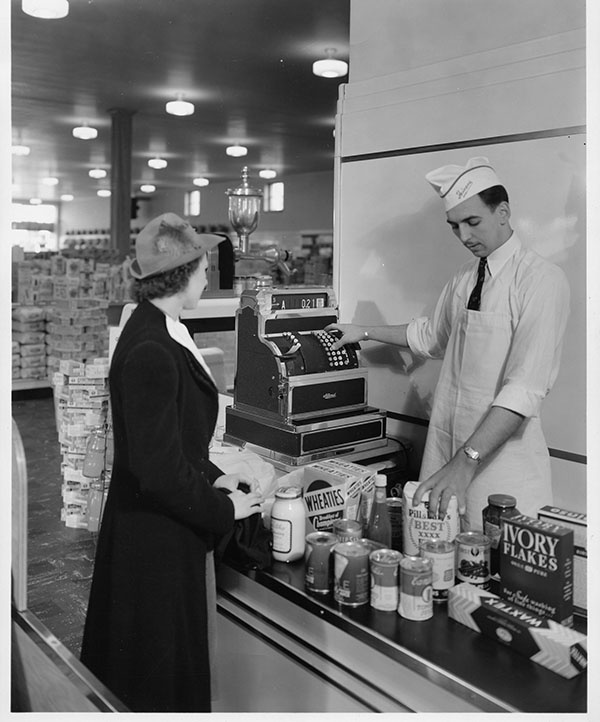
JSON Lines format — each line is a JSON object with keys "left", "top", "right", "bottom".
{"left": 538, "top": 506, "right": 587, "bottom": 614}
{"left": 448, "top": 583, "right": 587, "bottom": 679}
{"left": 11, "top": 305, "right": 48, "bottom": 381}
{"left": 52, "top": 357, "right": 111, "bottom": 531}
{"left": 279, "top": 459, "right": 376, "bottom": 534}
{"left": 499, "top": 514, "right": 574, "bottom": 627}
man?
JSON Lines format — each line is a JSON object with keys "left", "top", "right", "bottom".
{"left": 327, "top": 157, "right": 570, "bottom": 530}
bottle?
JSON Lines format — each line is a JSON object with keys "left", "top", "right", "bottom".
{"left": 270, "top": 486, "right": 306, "bottom": 562}
{"left": 87, "top": 478, "right": 106, "bottom": 533}
{"left": 105, "top": 423, "right": 114, "bottom": 469}
{"left": 482, "top": 493, "right": 520, "bottom": 577}
{"left": 82, "top": 425, "right": 106, "bottom": 478}
{"left": 366, "top": 474, "right": 392, "bottom": 547}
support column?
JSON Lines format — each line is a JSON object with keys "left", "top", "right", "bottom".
{"left": 108, "top": 108, "right": 135, "bottom": 259}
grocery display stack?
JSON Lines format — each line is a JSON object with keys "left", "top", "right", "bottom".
{"left": 12, "top": 306, "right": 48, "bottom": 382}
{"left": 53, "top": 358, "right": 112, "bottom": 531}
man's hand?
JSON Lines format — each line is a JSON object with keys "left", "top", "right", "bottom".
{"left": 413, "top": 453, "right": 478, "bottom": 519}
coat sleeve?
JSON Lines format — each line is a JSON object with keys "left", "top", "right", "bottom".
{"left": 118, "top": 338, "right": 235, "bottom": 535}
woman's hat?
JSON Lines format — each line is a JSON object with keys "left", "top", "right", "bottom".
{"left": 130, "top": 213, "right": 224, "bottom": 279}
{"left": 425, "top": 156, "right": 502, "bottom": 211}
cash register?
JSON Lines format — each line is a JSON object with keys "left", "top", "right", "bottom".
{"left": 223, "top": 279, "right": 387, "bottom": 466}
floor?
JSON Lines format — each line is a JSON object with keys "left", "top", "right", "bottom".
{"left": 12, "top": 390, "right": 95, "bottom": 657}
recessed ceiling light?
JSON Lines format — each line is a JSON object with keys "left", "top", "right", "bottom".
{"left": 313, "top": 48, "right": 348, "bottom": 78}
{"left": 226, "top": 144, "right": 248, "bottom": 157}
{"left": 97, "top": 189, "right": 111, "bottom": 198}
{"left": 259, "top": 169, "right": 277, "bottom": 180}
{"left": 60, "top": 194, "right": 74, "bottom": 201}
{"left": 89, "top": 168, "right": 107, "bottom": 179}
{"left": 140, "top": 184, "right": 156, "bottom": 193}
{"left": 22, "top": 0, "right": 69, "bottom": 20}
{"left": 148, "top": 157, "right": 168, "bottom": 169}
{"left": 29, "top": 198, "right": 43, "bottom": 205}
{"left": 73, "top": 124, "right": 98, "bottom": 140}
{"left": 193, "top": 177, "right": 209, "bottom": 187}
{"left": 42, "top": 176, "right": 59, "bottom": 185}
{"left": 166, "top": 94, "right": 194, "bottom": 116}
{"left": 12, "top": 145, "right": 31, "bottom": 156}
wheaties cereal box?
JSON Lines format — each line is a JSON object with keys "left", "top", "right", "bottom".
{"left": 499, "top": 514, "right": 574, "bottom": 627}
{"left": 302, "top": 459, "right": 375, "bottom": 534}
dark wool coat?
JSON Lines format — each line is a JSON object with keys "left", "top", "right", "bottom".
{"left": 80, "top": 300, "right": 235, "bottom": 712}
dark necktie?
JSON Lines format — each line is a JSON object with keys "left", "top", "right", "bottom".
{"left": 467, "top": 257, "right": 487, "bottom": 311}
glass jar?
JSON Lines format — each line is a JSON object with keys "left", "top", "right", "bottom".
{"left": 270, "top": 486, "right": 306, "bottom": 562}
{"left": 482, "top": 493, "right": 520, "bottom": 576}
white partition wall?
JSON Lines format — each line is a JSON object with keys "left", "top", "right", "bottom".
{"left": 334, "top": 0, "right": 586, "bottom": 510}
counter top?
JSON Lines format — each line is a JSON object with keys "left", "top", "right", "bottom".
{"left": 218, "top": 558, "right": 587, "bottom": 713}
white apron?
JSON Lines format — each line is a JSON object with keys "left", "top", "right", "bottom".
{"left": 418, "top": 305, "right": 552, "bottom": 531}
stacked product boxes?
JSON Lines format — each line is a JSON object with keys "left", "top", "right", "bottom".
{"left": 53, "top": 358, "right": 111, "bottom": 530}
{"left": 46, "top": 298, "right": 109, "bottom": 376}
{"left": 12, "top": 305, "right": 48, "bottom": 381}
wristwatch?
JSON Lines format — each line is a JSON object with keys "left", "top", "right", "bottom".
{"left": 462, "top": 445, "right": 482, "bottom": 464}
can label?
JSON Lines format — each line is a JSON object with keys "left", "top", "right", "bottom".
{"left": 398, "top": 557, "right": 433, "bottom": 620}
{"left": 402, "top": 481, "right": 459, "bottom": 556}
{"left": 456, "top": 532, "right": 491, "bottom": 589}
{"left": 305, "top": 532, "right": 338, "bottom": 594}
{"left": 333, "top": 542, "right": 370, "bottom": 606}
{"left": 333, "top": 518, "right": 363, "bottom": 543}
{"left": 370, "top": 549, "right": 402, "bottom": 611}
{"left": 420, "top": 540, "right": 455, "bottom": 601}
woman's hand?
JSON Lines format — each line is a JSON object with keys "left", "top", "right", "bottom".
{"left": 214, "top": 473, "right": 261, "bottom": 494}
{"left": 227, "top": 489, "right": 265, "bottom": 520}
{"left": 324, "top": 323, "right": 365, "bottom": 350}
{"left": 413, "top": 453, "right": 478, "bottom": 519}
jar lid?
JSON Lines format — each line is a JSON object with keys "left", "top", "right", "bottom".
{"left": 487, "top": 493, "right": 517, "bottom": 508}
{"left": 275, "top": 485, "right": 302, "bottom": 500}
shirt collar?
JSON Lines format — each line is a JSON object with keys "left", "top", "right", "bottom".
{"left": 485, "top": 232, "right": 521, "bottom": 277}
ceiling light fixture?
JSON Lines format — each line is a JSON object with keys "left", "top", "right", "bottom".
{"left": 72, "top": 123, "right": 98, "bottom": 140}
{"left": 193, "top": 177, "right": 209, "bottom": 187}
{"left": 88, "top": 168, "right": 107, "bottom": 179}
{"left": 312, "top": 48, "right": 348, "bottom": 78}
{"left": 259, "top": 169, "right": 277, "bottom": 180}
{"left": 60, "top": 194, "right": 74, "bottom": 201}
{"left": 97, "top": 189, "right": 111, "bottom": 198}
{"left": 12, "top": 144, "right": 31, "bottom": 156}
{"left": 140, "top": 184, "right": 156, "bottom": 193}
{"left": 148, "top": 157, "right": 168, "bottom": 169}
{"left": 42, "top": 176, "right": 59, "bottom": 185}
{"left": 166, "top": 93, "right": 194, "bottom": 116}
{"left": 226, "top": 144, "right": 248, "bottom": 157}
{"left": 29, "top": 198, "right": 43, "bottom": 205}
{"left": 22, "top": 0, "right": 69, "bottom": 19}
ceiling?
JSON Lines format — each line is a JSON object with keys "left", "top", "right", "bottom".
{"left": 10, "top": 0, "right": 350, "bottom": 203}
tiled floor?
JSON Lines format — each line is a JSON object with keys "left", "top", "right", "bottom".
{"left": 12, "top": 390, "right": 94, "bottom": 657}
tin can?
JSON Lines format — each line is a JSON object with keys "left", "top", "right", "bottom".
{"left": 419, "top": 539, "right": 455, "bottom": 602}
{"left": 333, "top": 541, "right": 370, "bottom": 606}
{"left": 333, "top": 518, "right": 363, "bottom": 543}
{"left": 370, "top": 549, "right": 402, "bottom": 611}
{"left": 386, "top": 497, "right": 403, "bottom": 552}
{"left": 455, "top": 531, "right": 491, "bottom": 589}
{"left": 398, "top": 555, "right": 433, "bottom": 620}
{"left": 305, "top": 531, "right": 338, "bottom": 594}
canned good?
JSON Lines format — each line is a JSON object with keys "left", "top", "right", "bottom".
{"left": 370, "top": 549, "right": 402, "bottom": 611}
{"left": 455, "top": 531, "right": 491, "bottom": 589}
{"left": 398, "top": 555, "right": 433, "bottom": 620}
{"left": 419, "top": 539, "right": 455, "bottom": 602}
{"left": 333, "top": 518, "right": 363, "bottom": 543}
{"left": 333, "top": 541, "right": 370, "bottom": 606}
{"left": 386, "top": 497, "right": 403, "bottom": 552}
{"left": 305, "top": 531, "right": 338, "bottom": 594}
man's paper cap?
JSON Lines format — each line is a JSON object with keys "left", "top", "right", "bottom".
{"left": 425, "top": 156, "right": 502, "bottom": 210}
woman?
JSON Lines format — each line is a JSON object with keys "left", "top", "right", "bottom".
{"left": 80, "top": 213, "right": 264, "bottom": 712}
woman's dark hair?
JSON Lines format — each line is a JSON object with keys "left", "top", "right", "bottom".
{"left": 478, "top": 185, "right": 509, "bottom": 210}
{"left": 131, "top": 256, "right": 202, "bottom": 303}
